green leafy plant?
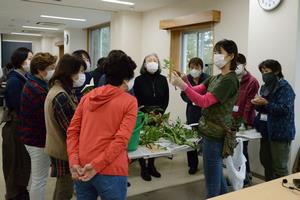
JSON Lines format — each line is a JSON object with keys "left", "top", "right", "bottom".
{"left": 139, "top": 113, "right": 198, "bottom": 149}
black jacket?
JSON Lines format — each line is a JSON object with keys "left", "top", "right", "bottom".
{"left": 180, "top": 73, "right": 209, "bottom": 124}
{"left": 134, "top": 73, "right": 169, "bottom": 114}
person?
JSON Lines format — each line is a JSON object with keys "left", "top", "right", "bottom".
{"left": 18, "top": 52, "right": 57, "bottom": 199}
{"left": 171, "top": 39, "right": 239, "bottom": 198}
{"left": 91, "top": 57, "right": 106, "bottom": 86}
{"left": 133, "top": 53, "right": 169, "bottom": 181}
{"left": 252, "top": 59, "right": 295, "bottom": 181}
{"left": 180, "top": 57, "right": 209, "bottom": 175}
{"left": 2, "top": 47, "right": 33, "bottom": 200}
{"left": 232, "top": 53, "right": 259, "bottom": 185}
{"left": 67, "top": 50, "right": 138, "bottom": 199}
{"left": 44, "top": 54, "right": 85, "bottom": 200}
{"left": 72, "top": 50, "right": 93, "bottom": 101}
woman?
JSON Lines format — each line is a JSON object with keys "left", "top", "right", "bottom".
{"left": 133, "top": 53, "right": 169, "bottom": 181}
{"left": 44, "top": 54, "right": 85, "bottom": 200}
{"left": 19, "top": 52, "right": 57, "bottom": 199}
{"left": 171, "top": 39, "right": 239, "bottom": 198}
{"left": 72, "top": 50, "right": 93, "bottom": 101}
{"left": 2, "top": 47, "right": 33, "bottom": 200}
{"left": 233, "top": 53, "right": 259, "bottom": 185}
{"left": 67, "top": 50, "right": 138, "bottom": 199}
{"left": 252, "top": 59, "right": 295, "bottom": 181}
{"left": 180, "top": 57, "right": 209, "bottom": 175}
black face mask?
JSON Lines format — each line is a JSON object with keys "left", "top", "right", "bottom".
{"left": 261, "top": 72, "right": 279, "bottom": 96}
{"left": 262, "top": 72, "right": 277, "bottom": 84}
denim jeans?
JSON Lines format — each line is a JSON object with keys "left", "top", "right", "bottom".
{"left": 75, "top": 175, "right": 127, "bottom": 200}
{"left": 202, "top": 137, "right": 228, "bottom": 198}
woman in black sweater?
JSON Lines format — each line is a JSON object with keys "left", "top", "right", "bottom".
{"left": 133, "top": 53, "right": 169, "bottom": 181}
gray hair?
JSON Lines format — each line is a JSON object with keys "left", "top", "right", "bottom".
{"left": 140, "top": 53, "right": 162, "bottom": 75}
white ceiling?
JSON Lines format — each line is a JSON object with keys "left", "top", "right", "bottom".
{"left": 0, "top": 0, "right": 180, "bottom": 37}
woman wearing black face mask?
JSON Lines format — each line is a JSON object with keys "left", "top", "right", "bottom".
{"left": 252, "top": 59, "right": 295, "bottom": 182}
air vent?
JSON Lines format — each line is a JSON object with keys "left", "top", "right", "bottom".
{"left": 21, "top": 29, "right": 44, "bottom": 34}
{"left": 36, "top": 22, "right": 65, "bottom": 27}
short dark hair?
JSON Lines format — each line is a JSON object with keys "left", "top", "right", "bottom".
{"left": 72, "top": 50, "right": 91, "bottom": 70}
{"left": 140, "top": 53, "right": 161, "bottom": 75}
{"left": 237, "top": 53, "right": 246, "bottom": 65}
{"left": 188, "top": 57, "right": 204, "bottom": 69}
{"left": 214, "top": 39, "right": 238, "bottom": 70}
{"left": 11, "top": 47, "right": 32, "bottom": 69}
{"left": 258, "top": 59, "right": 284, "bottom": 79}
{"left": 30, "top": 53, "right": 57, "bottom": 75}
{"left": 105, "top": 50, "right": 136, "bottom": 86}
{"left": 49, "top": 54, "right": 84, "bottom": 92}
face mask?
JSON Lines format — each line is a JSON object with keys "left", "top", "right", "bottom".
{"left": 146, "top": 62, "right": 159, "bottom": 74}
{"left": 126, "top": 78, "right": 135, "bottom": 91}
{"left": 85, "top": 61, "right": 91, "bottom": 72}
{"left": 23, "top": 60, "right": 31, "bottom": 72}
{"left": 262, "top": 72, "right": 277, "bottom": 84}
{"left": 73, "top": 73, "right": 86, "bottom": 87}
{"left": 214, "top": 54, "right": 228, "bottom": 69}
{"left": 44, "top": 69, "right": 55, "bottom": 82}
{"left": 235, "top": 64, "right": 245, "bottom": 76}
{"left": 190, "top": 69, "right": 202, "bottom": 78}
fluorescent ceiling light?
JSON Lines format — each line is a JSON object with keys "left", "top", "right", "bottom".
{"left": 22, "top": 26, "right": 59, "bottom": 31}
{"left": 40, "top": 15, "right": 86, "bottom": 22}
{"left": 11, "top": 32, "right": 42, "bottom": 37}
{"left": 102, "top": 0, "right": 134, "bottom": 6}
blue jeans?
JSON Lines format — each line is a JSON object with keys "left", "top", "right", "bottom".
{"left": 202, "top": 137, "right": 228, "bottom": 198}
{"left": 75, "top": 175, "right": 127, "bottom": 200}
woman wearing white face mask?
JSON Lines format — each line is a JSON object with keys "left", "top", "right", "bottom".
{"left": 2, "top": 47, "right": 33, "bottom": 199}
{"left": 19, "top": 52, "right": 57, "bottom": 200}
{"left": 44, "top": 54, "right": 84, "bottom": 200}
{"left": 133, "top": 53, "right": 169, "bottom": 181}
{"left": 180, "top": 57, "right": 209, "bottom": 175}
{"left": 72, "top": 50, "right": 93, "bottom": 101}
{"left": 171, "top": 39, "right": 239, "bottom": 198}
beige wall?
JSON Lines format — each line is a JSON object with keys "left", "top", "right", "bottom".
{"left": 247, "top": 0, "right": 300, "bottom": 175}
{"left": 140, "top": 0, "right": 249, "bottom": 121}
{"left": 110, "top": 11, "right": 142, "bottom": 70}
{"left": 64, "top": 28, "right": 87, "bottom": 54}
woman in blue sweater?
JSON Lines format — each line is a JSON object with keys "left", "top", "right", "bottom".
{"left": 2, "top": 47, "right": 33, "bottom": 200}
{"left": 252, "top": 59, "right": 295, "bottom": 181}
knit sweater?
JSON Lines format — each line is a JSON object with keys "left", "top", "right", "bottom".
{"left": 19, "top": 74, "right": 48, "bottom": 147}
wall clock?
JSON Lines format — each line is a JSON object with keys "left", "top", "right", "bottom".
{"left": 258, "top": 0, "right": 282, "bottom": 11}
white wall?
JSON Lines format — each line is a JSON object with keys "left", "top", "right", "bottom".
{"left": 110, "top": 11, "right": 142, "bottom": 69}
{"left": 247, "top": 0, "right": 300, "bottom": 175}
{"left": 140, "top": 0, "right": 249, "bottom": 121}
{"left": 64, "top": 28, "right": 87, "bottom": 54}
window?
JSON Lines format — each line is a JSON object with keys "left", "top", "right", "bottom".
{"left": 181, "top": 30, "right": 213, "bottom": 75}
{"left": 89, "top": 25, "right": 110, "bottom": 68}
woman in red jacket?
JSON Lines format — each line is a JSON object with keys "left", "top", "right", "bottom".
{"left": 67, "top": 50, "right": 138, "bottom": 200}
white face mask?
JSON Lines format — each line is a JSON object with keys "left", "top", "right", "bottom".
{"left": 146, "top": 62, "right": 159, "bottom": 74}
{"left": 126, "top": 78, "right": 135, "bottom": 91}
{"left": 85, "top": 61, "right": 91, "bottom": 72}
{"left": 190, "top": 69, "right": 202, "bottom": 78}
{"left": 235, "top": 64, "right": 245, "bottom": 76}
{"left": 23, "top": 60, "right": 31, "bottom": 72}
{"left": 73, "top": 73, "right": 86, "bottom": 87}
{"left": 214, "top": 54, "right": 228, "bottom": 69}
{"left": 44, "top": 69, "right": 55, "bottom": 82}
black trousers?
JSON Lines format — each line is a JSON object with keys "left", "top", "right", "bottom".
{"left": 2, "top": 120, "right": 31, "bottom": 200}
{"left": 187, "top": 150, "right": 199, "bottom": 169}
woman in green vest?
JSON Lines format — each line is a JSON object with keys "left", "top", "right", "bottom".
{"left": 171, "top": 39, "right": 239, "bottom": 198}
